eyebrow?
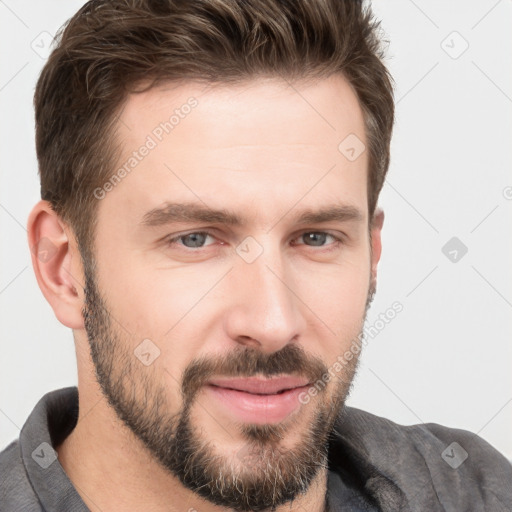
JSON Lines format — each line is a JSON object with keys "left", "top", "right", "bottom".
{"left": 140, "top": 202, "right": 364, "bottom": 228}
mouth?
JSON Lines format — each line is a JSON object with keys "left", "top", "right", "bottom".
{"left": 209, "top": 376, "right": 310, "bottom": 394}
{"left": 204, "top": 376, "right": 311, "bottom": 424}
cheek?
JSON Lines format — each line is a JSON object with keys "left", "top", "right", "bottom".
{"left": 291, "top": 250, "right": 371, "bottom": 364}
{"left": 294, "top": 249, "right": 371, "bottom": 317}
{"left": 96, "top": 253, "right": 220, "bottom": 376}
{"left": 96, "top": 240, "right": 205, "bottom": 335}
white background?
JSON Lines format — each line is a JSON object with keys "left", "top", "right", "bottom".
{"left": 1, "top": 1, "right": 511, "bottom": 459}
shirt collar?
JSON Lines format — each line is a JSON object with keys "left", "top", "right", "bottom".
{"left": 20, "top": 386, "right": 88, "bottom": 512}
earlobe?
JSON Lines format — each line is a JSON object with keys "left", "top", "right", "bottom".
{"left": 27, "top": 200, "right": 85, "bottom": 329}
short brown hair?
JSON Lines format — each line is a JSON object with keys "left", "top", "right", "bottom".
{"left": 35, "top": 0, "right": 394, "bottom": 263}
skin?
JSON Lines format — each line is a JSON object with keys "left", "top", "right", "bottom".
{"left": 27, "top": 74, "right": 384, "bottom": 512}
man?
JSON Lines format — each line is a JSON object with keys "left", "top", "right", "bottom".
{"left": 1, "top": 0, "right": 510, "bottom": 511}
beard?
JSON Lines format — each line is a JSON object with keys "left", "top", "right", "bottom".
{"left": 82, "top": 259, "right": 374, "bottom": 512}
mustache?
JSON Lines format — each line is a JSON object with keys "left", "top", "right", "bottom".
{"left": 181, "top": 343, "right": 328, "bottom": 403}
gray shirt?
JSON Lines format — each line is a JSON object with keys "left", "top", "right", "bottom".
{"left": 1, "top": 387, "right": 511, "bottom": 511}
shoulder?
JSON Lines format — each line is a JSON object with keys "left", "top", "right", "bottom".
{"left": 0, "top": 439, "right": 43, "bottom": 511}
{"left": 330, "top": 406, "right": 512, "bottom": 510}
{"left": 338, "top": 405, "right": 511, "bottom": 469}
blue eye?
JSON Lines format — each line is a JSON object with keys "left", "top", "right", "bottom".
{"left": 297, "top": 232, "right": 338, "bottom": 247}
{"left": 166, "top": 232, "right": 215, "bottom": 249}
{"left": 164, "top": 230, "right": 343, "bottom": 251}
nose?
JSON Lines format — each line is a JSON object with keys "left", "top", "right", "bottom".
{"left": 222, "top": 244, "right": 306, "bottom": 354}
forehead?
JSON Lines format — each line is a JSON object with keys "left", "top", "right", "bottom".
{"left": 118, "top": 75, "right": 365, "bottom": 151}
{"left": 101, "top": 75, "right": 369, "bottom": 229}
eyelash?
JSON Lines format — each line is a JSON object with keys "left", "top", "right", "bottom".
{"left": 164, "top": 230, "right": 344, "bottom": 252}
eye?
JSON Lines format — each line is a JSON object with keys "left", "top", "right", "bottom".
{"left": 165, "top": 231, "right": 217, "bottom": 249}
{"left": 293, "top": 231, "right": 343, "bottom": 249}
{"left": 164, "top": 230, "right": 343, "bottom": 252}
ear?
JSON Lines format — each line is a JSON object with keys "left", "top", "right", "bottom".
{"left": 27, "top": 200, "right": 85, "bottom": 329}
{"left": 369, "top": 207, "right": 384, "bottom": 290}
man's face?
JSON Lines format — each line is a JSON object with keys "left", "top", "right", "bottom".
{"left": 82, "top": 75, "right": 377, "bottom": 511}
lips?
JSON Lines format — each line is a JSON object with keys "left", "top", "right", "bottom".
{"left": 205, "top": 376, "right": 311, "bottom": 424}
{"left": 207, "top": 376, "right": 310, "bottom": 395}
